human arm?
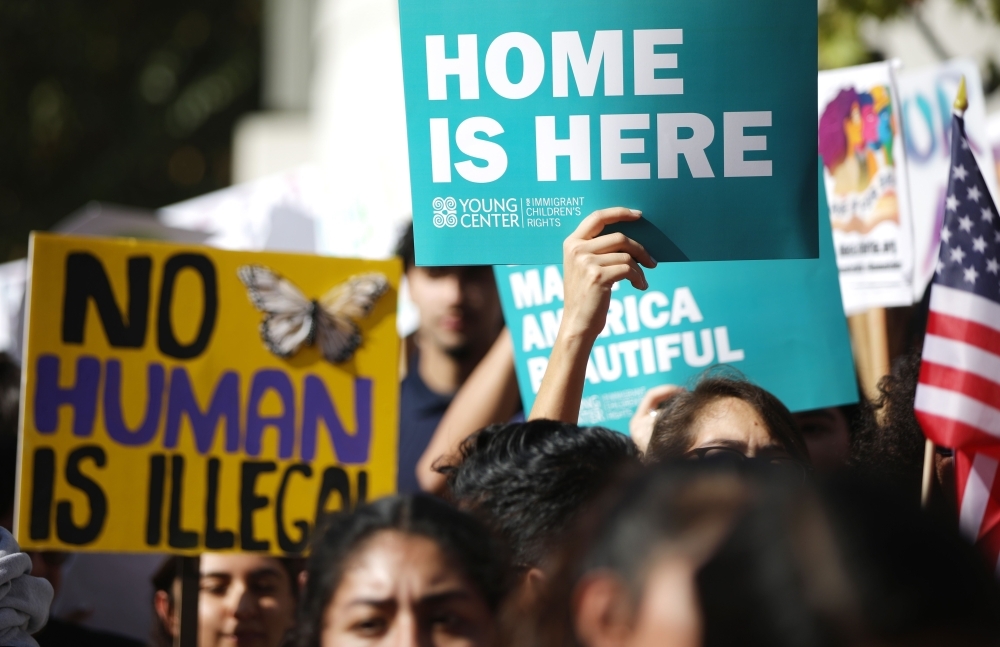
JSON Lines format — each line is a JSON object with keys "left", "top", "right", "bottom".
{"left": 416, "top": 329, "right": 520, "bottom": 494}
{"left": 528, "top": 207, "right": 656, "bottom": 423}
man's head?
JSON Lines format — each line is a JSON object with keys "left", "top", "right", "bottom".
{"left": 437, "top": 420, "right": 641, "bottom": 573}
{"left": 396, "top": 223, "right": 503, "bottom": 357}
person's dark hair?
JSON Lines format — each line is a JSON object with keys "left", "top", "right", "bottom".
{"left": 834, "top": 377, "right": 874, "bottom": 444}
{"left": 0, "top": 353, "right": 20, "bottom": 523}
{"left": 150, "top": 555, "right": 303, "bottom": 647}
{"left": 523, "top": 462, "right": 763, "bottom": 647}
{"left": 697, "top": 474, "right": 1000, "bottom": 647}
{"left": 394, "top": 221, "right": 415, "bottom": 271}
{"left": 646, "top": 372, "right": 809, "bottom": 464}
{"left": 437, "top": 419, "right": 640, "bottom": 569}
{"left": 527, "top": 462, "right": 1000, "bottom": 647}
{"left": 849, "top": 351, "right": 926, "bottom": 503}
{"left": 296, "top": 494, "right": 508, "bottom": 647}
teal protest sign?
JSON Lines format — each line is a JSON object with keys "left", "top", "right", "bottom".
{"left": 495, "top": 164, "right": 856, "bottom": 432}
{"left": 398, "top": 0, "right": 818, "bottom": 266}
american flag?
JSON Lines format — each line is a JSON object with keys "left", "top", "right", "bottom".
{"left": 914, "top": 108, "right": 1000, "bottom": 575}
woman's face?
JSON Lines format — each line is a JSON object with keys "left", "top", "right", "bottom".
{"left": 320, "top": 530, "right": 496, "bottom": 647}
{"left": 198, "top": 554, "right": 297, "bottom": 647}
{"left": 687, "top": 397, "right": 790, "bottom": 460}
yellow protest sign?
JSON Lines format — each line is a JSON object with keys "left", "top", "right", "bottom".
{"left": 15, "top": 233, "right": 400, "bottom": 555}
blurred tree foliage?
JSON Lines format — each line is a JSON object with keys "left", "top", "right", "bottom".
{"left": 0, "top": 0, "right": 261, "bottom": 261}
{"left": 819, "top": 0, "right": 1000, "bottom": 70}
{"left": 819, "top": 5, "right": 883, "bottom": 70}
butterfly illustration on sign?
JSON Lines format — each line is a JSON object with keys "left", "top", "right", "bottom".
{"left": 238, "top": 265, "right": 389, "bottom": 363}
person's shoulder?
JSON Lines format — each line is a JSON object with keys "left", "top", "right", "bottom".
{"left": 35, "top": 618, "right": 145, "bottom": 647}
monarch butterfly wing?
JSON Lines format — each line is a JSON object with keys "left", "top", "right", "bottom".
{"left": 260, "top": 311, "right": 315, "bottom": 358}
{"left": 314, "top": 311, "right": 362, "bottom": 363}
{"left": 314, "top": 273, "right": 388, "bottom": 363}
{"left": 237, "top": 265, "right": 314, "bottom": 357}
{"left": 237, "top": 265, "right": 312, "bottom": 314}
{"left": 319, "top": 273, "right": 390, "bottom": 321}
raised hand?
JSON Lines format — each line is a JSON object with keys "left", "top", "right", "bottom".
{"left": 529, "top": 207, "right": 656, "bottom": 423}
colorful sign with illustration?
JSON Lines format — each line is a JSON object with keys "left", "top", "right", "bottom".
{"left": 496, "top": 164, "right": 857, "bottom": 432}
{"left": 897, "top": 59, "right": 999, "bottom": 301}
{"left": 15, "top": 233, "right": 401, "bottom": 555}
{"left": 397, "top": 0, "right": 819, "bottom": 266}
{"left": 818, "top": 62, "right": 914, "bottom": 314}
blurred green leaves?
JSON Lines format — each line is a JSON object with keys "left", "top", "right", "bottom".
{"left": 819, "top": 5, "right": 882, "bottom": 70}
{"left": 0, "top": 0, "right": 261, "bottom": 261}
{"left": 819, "top": 0, "right": 1000, "bottom": 71}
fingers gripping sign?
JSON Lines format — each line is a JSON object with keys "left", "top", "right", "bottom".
{"left": 561, "top": 208, "right": 657, "bottom": 343}
{"left": 629, "top": 385, "right": 683, "bottom": 453}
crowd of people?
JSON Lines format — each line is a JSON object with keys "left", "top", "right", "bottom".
{"left": 2, "top": 208, "right": 1000, "bottom": 646}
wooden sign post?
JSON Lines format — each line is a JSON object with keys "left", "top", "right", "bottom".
{"left": 175, "top": 556, "right": 199, "bottom": 647}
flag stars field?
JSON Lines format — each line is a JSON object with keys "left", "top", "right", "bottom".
{"left": 968, "top": 186, "right": 982, "bottom": 202}
{"left": 973, "top": 236, "right": 988, "bottom": 253}
{"left": 942, "top": 227, "right": 953, "bottom": 243}
{"left": 963, "top": 266, "right": 979, "bottom": 284}
{"left": 947, "top": 194, "right": 961, "bottom": 211}
{"left": 959, "top": 215, "right": 974, "bottom": 232}
{"left": 951, "top": 246, "right": 967, "bottom": 263}
{"left": 983, "top": 207, "right": 995, "bottom": 222}
{"left": 953, "top": 164, "right": 969, "bottom": 181}
{"left": 988, "top": 258, "right": 1000, "bottom": 275}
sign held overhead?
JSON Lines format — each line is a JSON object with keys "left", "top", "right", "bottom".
{"left": 398, "top": 0, "right": 819, "bottom": 265}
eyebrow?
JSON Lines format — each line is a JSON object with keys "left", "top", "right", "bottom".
{"left": 696, "top": 440, "right": 789, "bottom": 455}
{"left": 346, "top": 589, "right": 472, "bottom": 608}
{"left": 201, "top": 567, "right": 284, "bottom": 579}
{"left": 696, "top": 439, "right": 746, "bottom": 450}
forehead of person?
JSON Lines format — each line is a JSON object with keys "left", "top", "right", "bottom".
{"left": 197, "top": 553, "right": 296, "bottom": 647}
{"left": 687, "top": 397, "right": 792, "bottom": 459}
{"left": 320, "top": 529, "right": 495, "bottom": 647}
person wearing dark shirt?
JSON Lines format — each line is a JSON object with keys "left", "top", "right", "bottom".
{"left": 395, "top": 223, "right": 504, "bottom": 492}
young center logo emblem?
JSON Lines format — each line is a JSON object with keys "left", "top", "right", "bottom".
{"left": 432, "top": 197, "right": 458, "bottom": 228}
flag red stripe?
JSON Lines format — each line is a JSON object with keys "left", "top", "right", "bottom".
{"left": 926, "top": 311, "right": 1000, "bottom": 358}
{"left": 956, "top": 451, "right": 974, "bottom": 520}
{"left": 976, "top": 515, "right": 1000, "bottom": 574}
{"left": 915, "top": 411, "right": 1000, "bottom": 456}
{"left": 980, "top": 474, "right": 1000, "bottom": 543}
{"left": 919, "top": 362, "right": 1000, "bottom": 413}
{"left": 929, "top": 284, "right": 1000, "bottom": 335}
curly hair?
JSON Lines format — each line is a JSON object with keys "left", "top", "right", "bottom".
{"left": 437, "top": 419, "right": 640, "bottom": 569}
{"left": 849, "top": 351, "right": 927, "bottom": 503}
